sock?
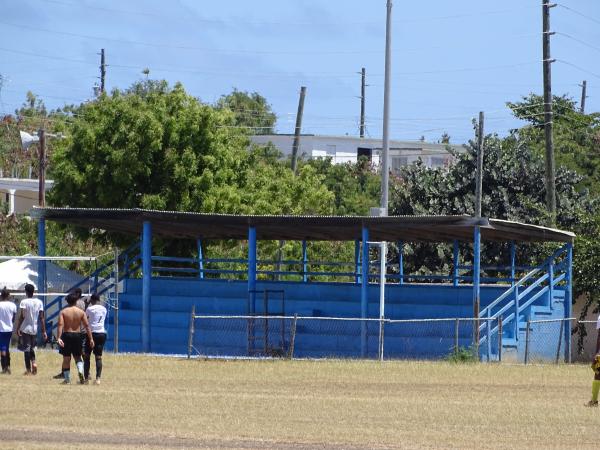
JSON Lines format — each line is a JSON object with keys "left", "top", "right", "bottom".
{"left": 64, "top": 369, "right": 70, "bottom": 382}
{"left": 1, "top": 354, "right": 6, "bottom": 371}
{"left": 84, "top": 358, "right": 90, "bottom": 379}
{"left": 95, "top": 357, "right": 103, "bottom": 379}
{"left": 592, "top": 380, "right": 600, "bottom": 402}
{"left": 24, "top": 352, "right": 31, "bottom": 371}
{"left": 76, "top": 360, "right": 84, "bottom": 376}
{"left": 30, "top": 349, "right": 35, "bottom": 361}
{"left": 7, "top": 351, "right": 10, "bottom": 368}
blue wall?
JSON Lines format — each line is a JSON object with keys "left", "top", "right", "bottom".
{"left": 105, "top": 277, "right": 564, "bottom": 358}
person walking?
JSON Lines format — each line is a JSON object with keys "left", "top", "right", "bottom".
{"left": 83, "top": 294, "right": 107, "bottom": 384}
{"left": 16, "top": 284, "right": 46, "bottom": 375}
{"left": 0, "top": 287, "right": 16, "bottom": 374}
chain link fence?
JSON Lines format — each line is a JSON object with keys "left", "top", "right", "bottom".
{"left": 187, "top": 314, "right": 547, "bottom": 362}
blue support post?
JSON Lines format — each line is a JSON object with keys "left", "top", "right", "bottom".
{"left": 398, "top": 241, "right": 404, "bottom": 285}
{"left": 197, "top": 239, "right": 204, "bottom": 279}
{"left": 248, "top": 227, "right": 257, "bottom": 314}
{"left": 565, "top": 242, "right": 573, "bottom": 363}
{"left": 354, "top": 240, "right": 361, "bottom": 284}
{"left": 452, "top": 240, "right": 459, "bottom": 287}
{"left": 302, "top": 240, "right": 308, "bottom": 283}
{"left": 473, "top": 227, "right": 481, "bottom": 357}
{"left": 548, "top": 259, "right": 554, "bottom": 310}
{"left": 510, "top": 241, "right": 516, "bottom": 286}
{"left": 361, "top": 227, "right": 369, "bottom": 358}
{"left": 37, "top": 219, "right": 47, "bottom": 331}
{"left": 141, "top": 221, "right": 152, "bottom": 353}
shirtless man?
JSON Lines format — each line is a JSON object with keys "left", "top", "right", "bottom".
{"left": 57, "top": 293, "right": 94, "bottom": 384}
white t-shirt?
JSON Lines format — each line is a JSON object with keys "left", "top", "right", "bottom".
{"left": 86, "top": 304, "right": 107, "bottom": 333}
{"left": 19, "top": 297, "right": 44, "bottom": 335}
{"left": 0, "top": 301, "right": 17, "bottom": 333}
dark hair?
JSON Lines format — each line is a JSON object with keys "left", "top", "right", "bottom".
{"left": 90, "top": 294, "right": 100, "bottom": 304}
{"left": 24, "top": 283, "right": 35, "bottom": 297}
{"left": 0, "top": 287, "right": 9, "bottom": 300}
{"left": 65, "top": 293, "right": 77, "bottom": 306}
{"left": 73, "top": 288, "right": 83, "bottom": 299}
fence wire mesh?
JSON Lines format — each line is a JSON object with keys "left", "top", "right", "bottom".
{"left": 523, "top": 319, "right": 567, "bottom": 364}
{"left": 575, "top": 320, "right": 598, "bottom": 362}
{"left": 188, "top": 315, "right": 528, "bottom": 362}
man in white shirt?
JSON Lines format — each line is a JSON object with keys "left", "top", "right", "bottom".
{"left": 0, "top": 287, "right": 17, "bottom": 374}
{"left": 83, "top": 293, "right": 107, "bottom": 384}
{"left": 16, "top": 284, "right": 47, "bottom": 375}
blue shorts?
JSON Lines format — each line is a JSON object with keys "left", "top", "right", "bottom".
{"left": 0, "top": 331, "right": 12, "bottom": 352}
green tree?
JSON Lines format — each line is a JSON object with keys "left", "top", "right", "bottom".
{"left": 215, "top": 89, "right": 276, "bottom": 135}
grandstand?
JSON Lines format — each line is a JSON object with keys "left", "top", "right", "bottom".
{"left": 30, "top": 207, "right": 574, "bottom": 361}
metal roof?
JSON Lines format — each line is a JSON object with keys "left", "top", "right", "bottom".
{"left": 30, "top": 207, "right": 575, "bottom": 243}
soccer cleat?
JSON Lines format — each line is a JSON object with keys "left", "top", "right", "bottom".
{"left": 5, "top": 368, "right": 10, "bottom": 375}
{"left": 61, "top": 378, "right": 70, "bottom": 385}
{"left": 94, "top": 379, "right": 101, "bottom": 385}
{"left": 23, "top": 371, "right": 32, "bottom": 376}
{"left": 585, "top": 400, "right": 598, "bottom": 407}
{"left": 84, "top": 379, "right": 90, "bottom": 385}
{"left": 31, "top": 363, "right": 37, "bottom": 375}
{"left": 53, "top": 372, "right": 64, "bottom": 379}
{"left": 78, "top": 372, "right": 85, "bottom": 384}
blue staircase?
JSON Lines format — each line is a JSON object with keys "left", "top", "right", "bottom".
{"left": 478, "top": 245, "right": 570, "bottom": 362}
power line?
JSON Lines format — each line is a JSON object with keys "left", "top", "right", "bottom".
{"left": 556, "top": 3, "right": 600, "bottom": 26}
{"left": 556, "top": 60, "right": 600, "bottom": 80}
{"left": 556, "top": 32, "right": 600, "bottom": 54}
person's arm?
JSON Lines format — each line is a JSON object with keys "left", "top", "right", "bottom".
{"left": 15, "top": 308, "right": 24, "bottom": 336}
{"left": 39, "top": 310, "right": 47, "bottom": 342}
{"left": 57, "top": 311, "right": 64, "bottom": 347}
{"left": 82, "top": 313, "right": 94, "bottom": 348}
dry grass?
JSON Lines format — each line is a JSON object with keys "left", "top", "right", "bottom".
{"left": 0, "top": 350, "right": 598, "bottom": 449}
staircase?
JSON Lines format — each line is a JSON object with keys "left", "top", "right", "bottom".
{"left": 478, "top": 244, "right": 570, "bottom": 362}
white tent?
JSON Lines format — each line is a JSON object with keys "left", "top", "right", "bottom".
{"left": 0, "top": 257, "right": 91, "bottom": 293}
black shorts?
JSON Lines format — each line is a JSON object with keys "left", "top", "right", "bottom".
{"left": 60, "top": 332, "right": 83, "bottom": 358}
{"left": 84, "top": 332, "right": 106, "bottom": 357}
{"left": 59, "top": 331, "right": 86, "bottom": 355}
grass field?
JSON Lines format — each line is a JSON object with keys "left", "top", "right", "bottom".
{"left": 0, "top": 350, "right": 598, "bottom": 449}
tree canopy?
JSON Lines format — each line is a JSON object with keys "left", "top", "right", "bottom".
{"left": 215, "top": 89, "right": 277, "bottom": 135}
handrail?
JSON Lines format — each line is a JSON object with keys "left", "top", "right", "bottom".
{"left": 479, "top": 267, "right": 541, "bottom": 318}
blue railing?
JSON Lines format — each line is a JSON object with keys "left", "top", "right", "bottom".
{"left": 478, "top": 244, "right": 570, "bottom": 360}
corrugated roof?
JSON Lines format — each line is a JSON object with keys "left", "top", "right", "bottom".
{"left": 30, "top": 207, "right": 575, "bottom": 243}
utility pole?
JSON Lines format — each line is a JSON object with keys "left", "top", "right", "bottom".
{"left": 475, "top": 112, "right": 484, "bottom": 218}
{"left": 100, "top": 48, "right": 106, "bottom": 94}
{"left": 580, "top": 80, "right": 587, "bottom": 114}
{"left": 291, "top": 86, "right": 306, "bottom": 174}
{"left": 38, "top": 128, "right": 46, "bottom": 207}
{"left": 380, "top": 0, "right": 393, "bottom": 215}
{"left": 543, "top": 0, "right": 557, "bottom": 225}
{"left": 360, "top": 68, "right": 366, "bottom": 138}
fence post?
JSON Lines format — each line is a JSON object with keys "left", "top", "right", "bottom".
{"left": 453, "top": 240, "right": 459, "bottom": 287}
{"left": 187, "top": 305, "right": 196, "bottom": 359}
{"left": 454, "top": 318, "right": 460, "bottom": 355}
{"left": 524, "top": 319, "right": 531, "bottom": 364}
{"left": 514, "top": 284, "right": 520, "bottom": 342}
{"left": 555, "top": 319, "right": 564, "bottom": 364}
{"left": 474, "top": 303, "right": 480, "bottom": 360}
{"left": 288, "top": 314, "right": 298, "bottom": 360}
{"left": 378, "top": 318, "right": 385, "bottom": 362}
{"left": 498, "top": 315, "right": 503, "bottom": 363}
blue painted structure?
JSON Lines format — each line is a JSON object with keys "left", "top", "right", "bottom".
{"left": 33, "top": 210, "right": 574, "bottom": 360}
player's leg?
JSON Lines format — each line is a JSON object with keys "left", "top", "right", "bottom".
{"left": 93, "top": 332, "right": 106, "bottom": 384}
{"left": 73, "top": 333, "right": 85, "bottom": 384}
{"left": 19, "top": 334, "right": 33, "bottom": 375}
{"left": 589, "top": 372, "right": 600, "bottom": 406}
{"left": 62, "top": 355, "right": 72, "bottom": 384}
{"left": 30, "top": 346, "right": 37, "bottom": 375}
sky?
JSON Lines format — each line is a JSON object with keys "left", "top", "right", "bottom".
{"left": 0, "top": 0, "right": 598, "bottom": 144}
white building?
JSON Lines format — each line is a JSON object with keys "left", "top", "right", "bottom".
{"left": 0, "top": 178, "right": 54, "bottom": 215}
{"left": 250, "top": 134, "right": 465, "bottom": 172}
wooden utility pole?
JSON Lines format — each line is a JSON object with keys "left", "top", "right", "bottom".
{"left": 475, "top": 112, "right": 484, "bottom": 218}
{"left": 291, "top": 86, "right": 306, "bottom": 174}
{"left": 38, "top": 128, "right": 46, "bottom": 207}
{"left": 580, "top": 80, "right": 587, "bottom": 114}
{"left": 360, "top": 68, "right": 366, "bottom": 138}
{"left": 543, "top": 1, "right": 557, "bottom": 225}
{"left": 100, "top": 48, "right": 106, "bottom": 94}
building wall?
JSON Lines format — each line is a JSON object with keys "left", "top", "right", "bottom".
{"left": 250, "top": 135, "right": 464, "bottom": 171}
{"left": 0, "top": 179, "right": 53, "bottom": 215}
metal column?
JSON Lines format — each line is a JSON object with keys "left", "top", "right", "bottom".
{"left": 141, "top": 221, "right": 152, "bottom": 353}
{"left": 472, "top": 226, "right": 481, "bottom": 354}
{"left": 452, "top": 240, "right": 459, "bottom": 287}
{"left": 398, "top": 241, "right": 404, "bottom": 285}
{"left": 197, "top": 239, "right": 204, "bottom": 279}
{"left": 302, "top": 240, "right": 308, "bottom": 283}
{"left": 565, "top": 242, "right": 573, "bottom": 363}
{"left": 37, "top": 218, "right": 47, "bottom": 309}
{"left": 248, "top": 227, "right": 257, "bottom": 314}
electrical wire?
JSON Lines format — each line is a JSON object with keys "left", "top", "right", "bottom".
{"left": 556, "top": 3, "right": 600, "bottom": 27}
